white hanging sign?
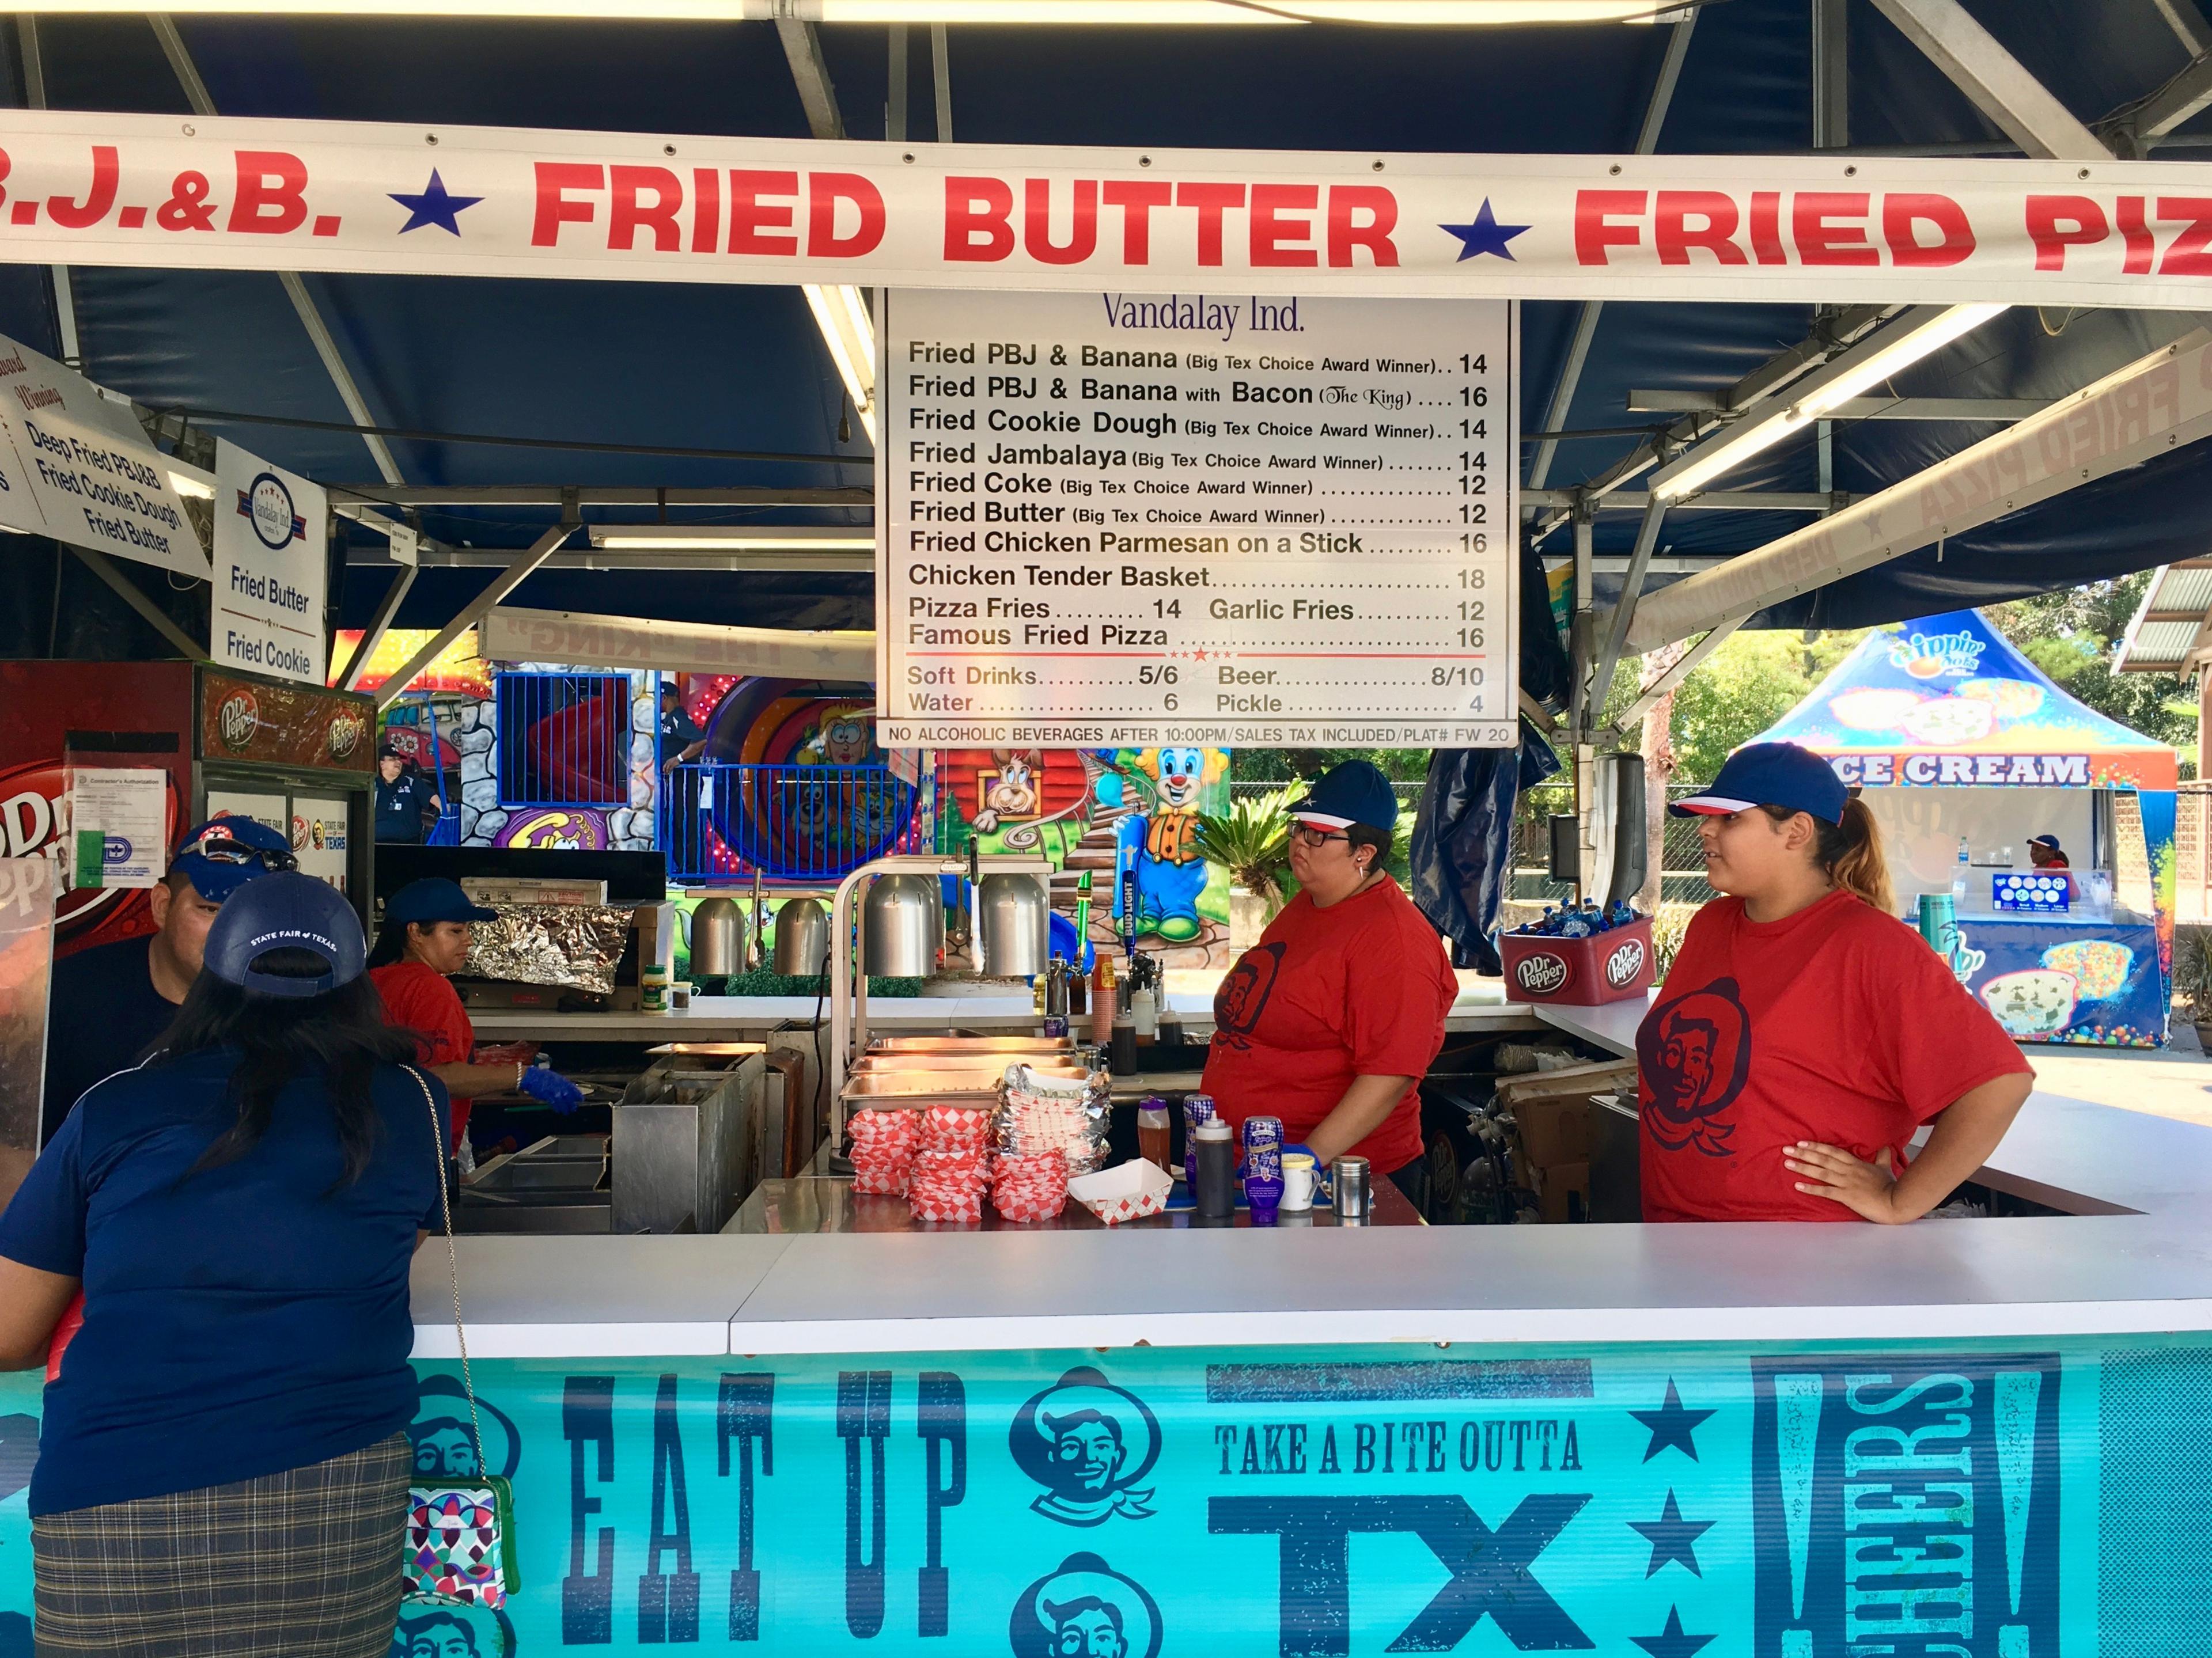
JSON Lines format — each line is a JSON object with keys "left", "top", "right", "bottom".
{"left": 213, "top": 438, "right": 328, "bottom": 685}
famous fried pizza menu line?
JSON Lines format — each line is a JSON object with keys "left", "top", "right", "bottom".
{"left": 874, "top": 289, "right": 1519, "bottom": 751}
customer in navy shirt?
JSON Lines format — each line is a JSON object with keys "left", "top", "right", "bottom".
{"left": 0, "top": 874, "right": 448, "bottom": 1656}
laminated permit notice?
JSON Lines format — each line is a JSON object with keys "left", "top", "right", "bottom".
{"left": 876, "top": 290, "right": 1518, "bottom": 752}
{"left": 65, "top": 767, "right": 166, "bottom": 890}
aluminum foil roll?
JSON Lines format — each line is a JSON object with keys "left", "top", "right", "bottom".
{"left": 994, "top": 1061, "right": 1109, "bottom": 1176}
{"left": 464, "top": 904, "right": 632, "bottom": 995}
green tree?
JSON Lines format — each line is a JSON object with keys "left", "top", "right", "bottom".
{"left": 1987, "top": 574, "right": 2195, "bottom": 768}
{"left": 1617, "top": 628, "right": 1868, "bottom": 783}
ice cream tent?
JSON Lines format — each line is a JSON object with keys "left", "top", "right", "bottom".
{"left": 1749, "top": 608, "right": 2178, "bottom": 1048}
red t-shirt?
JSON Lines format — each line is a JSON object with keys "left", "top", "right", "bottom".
{"left": 1636, "top": 889, "right": 2032, "bottom": 1223}
{"left": 1200, "top": 878, "right": 1457, "bottom": 1175}
{"left": 371, "top": 961, "right": 476, "bottom": 1150}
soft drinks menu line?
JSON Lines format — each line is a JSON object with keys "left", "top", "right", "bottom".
{"left": 875, "top": 289, "right": 1520, "bottom": 752}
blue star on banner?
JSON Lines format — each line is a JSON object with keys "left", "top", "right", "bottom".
{"left": 1631, "top": 1606, "right": 1716, "bottom": 1658}
{"left": 1631, "top": 1379, "right": 1715, "bottom": 1462}
{"left": 1630, "top": 1489, "right": 1714, "bottom": 1577}
{"left": 1440, "top": 198, "right": 1531, "bottom": 261}
{"left": 389, "top": 169, "right": 483, "bottom": 235}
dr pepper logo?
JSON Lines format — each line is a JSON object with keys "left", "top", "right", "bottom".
{"left": 216, "top": 688, "right": 259, "bottom": 753}
{"left": 326, "top": 711, "right": 366, "bottom": 761}
{"left": 1514, "top": 952, "right": 1570, "bottom": 996}
{"left": 1605, "top": 939, "right": 1647, "bottom": 988}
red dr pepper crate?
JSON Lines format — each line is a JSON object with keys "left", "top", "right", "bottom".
{"left": 1501, "top": 917, "right": 1655, "bottom": 1007}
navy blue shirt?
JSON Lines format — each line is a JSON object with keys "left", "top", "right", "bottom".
{"left": 375, "top": 771, "right": 438, "bottom": 844}
{"left": 0, "top": 1049, "right": 449, "bottom": 1516}
{"left": 43, "top": 935, "right": 179, "bottom": 1146}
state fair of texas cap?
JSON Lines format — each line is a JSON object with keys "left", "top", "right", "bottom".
{"left": 1668, "top": 741, "right": 1848, "bottom": 826}
{"left": 202, "top": 871, "right": 367, "bottom": 998}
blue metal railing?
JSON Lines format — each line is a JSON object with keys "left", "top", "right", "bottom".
{"left": 660, "top": 762, "right": 930, "bottom": 883}
{"left": 495, "top": 672, "right": 630, "bottom": 809}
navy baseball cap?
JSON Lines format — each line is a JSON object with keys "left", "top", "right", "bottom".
{"left": 2030, "top": 833, "right": 2063, "bottom": 852}
{"left": 173, "top": 817, "right": 298, "bottom": 902}
{"left": 1289, "top": 760, "right": 1400, "bottom": 832}
{"left": 203, "top": 872, "right": 366, "bottom": 999}
{"left": 1669, "top": 742, "right": 1848, "bottom": 825}
{"left": 384, "top": 877, "right": 497, "bottom": 928}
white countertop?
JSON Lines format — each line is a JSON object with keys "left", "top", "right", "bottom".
{"left": 418, "top": 989, "right": 2212, "bottom": 1359}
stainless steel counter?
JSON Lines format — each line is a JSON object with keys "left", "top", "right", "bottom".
{"left": 725, "top": 1173, "right": 1424, "bottom": 1233}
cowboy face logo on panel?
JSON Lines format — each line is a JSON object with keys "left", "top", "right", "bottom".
{"left": 410, "top": 1374, "right": 521, "bottom": 1482}
{"left": 1010, "top": 1367, "right": 1161, "bottom": 1525}
{"left": 1637, "top": 977, "right": 1752, "bottom": 1157}
{"left": 1009, "top": 1553, "right": 1164, "bottom": 1658}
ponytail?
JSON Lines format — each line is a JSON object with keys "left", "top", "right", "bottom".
{"left": 1758, "top": 796, "right": 1893, "bottom": 913}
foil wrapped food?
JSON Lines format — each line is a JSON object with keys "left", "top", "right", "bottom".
{"left": 994, "top": 1062, "right": 1109, "bottom": 1177}
{"left": 464, "top": 904, "right": 633, "bottom": 995}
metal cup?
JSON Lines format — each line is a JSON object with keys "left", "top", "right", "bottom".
{"left": 1332, "top": 1155, "right": 1372, "bottom": 1224}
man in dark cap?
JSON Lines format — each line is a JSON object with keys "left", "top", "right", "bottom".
{"left": 375, "top": 742, "right": 444, "bottom": 845}
{"left": 40, "top": 818, "right": 297, "bottom": 1143}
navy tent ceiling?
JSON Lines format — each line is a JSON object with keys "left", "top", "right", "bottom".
{"left": 3, "top": 0, "right": 2210, "bottom": 643}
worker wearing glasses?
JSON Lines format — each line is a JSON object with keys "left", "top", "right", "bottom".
{"left": 39, "top": 818, "right": 297, "bottom": 1145}
{"left": 1199, "top": 761, "right": 1459, "bottom": 1213}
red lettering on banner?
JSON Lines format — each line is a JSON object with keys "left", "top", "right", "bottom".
{"left": 1748, "top": 192, "right": 1785, "bottom": 263}
{"left": 945, "top": 176, "right": 1013, "bottom": 261}
{"left": 1249, "top": 184, "right": 1318, "bottom": 268}
{"left": 1102, "top": 179, "right": 1172, "bottom": 263}
{"left": 1653, "top": 191, "right": 1745, "bottom": 265}
{"left": 729, "top": 170, "right": 798, "bottom": 255}
{"left": 609, "top": 165, "right": 681, "bottom": 252}
{"left": 0, "top": 147, "right": 11, "bottom": 211}
{"left": 807, "top": 173, "right": 883, "bottom": 257}
{"left": 1882, "top": 194, "right": 1973, "bottom": 267}
{"left": 2026, "top": 195, "right": 2108, "bottom": 269}
{"left": 1025, "top": 178, "right": 1097, "bottom": 266}
{"left": 48, "top": 146, "right": 119, "bottom": 231}
{"left": 1325, "top": 185, "right": 1397, "bottom": 267}
{"left": 1574, "top": 190, "right": 1645, "bottom": 264}
{"left": 228, "top": 150, "right": 305, "bottom": 235}
{"left": 1794, "top": 192, "right": 1875, "bottom": 265}
{"left": 2116, "top": 195, "right": 2153, "bottom": 274}
{"left": 1176, "top": 183, "right": 1245, "bottom": 267}
{"left": 691, "top": 167, "right": 720, "bottom": 255}
{"left": 2157, "top": 197, "right": 2212, "bottom": 276}
{"left": 532, "top": 162, "right": 603, "bottom": 246}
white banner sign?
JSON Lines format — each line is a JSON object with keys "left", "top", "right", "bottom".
{"left": 4, "top": 111, "right": 2212, "bottom": 306}
{"left": 0, "top": 331, "right": 199, "bottom": 576}
{"left": 481, "top": 605, "right": 874, "bottom": 681}
{"left": 877, "top": 289, "right": 1517, "bottom": 750}
{"left": 213, "top": 437, "right": 327, "bottom": 684}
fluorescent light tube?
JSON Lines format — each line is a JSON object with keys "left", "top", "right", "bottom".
{"left": 1650, "top": 305, "right": 2007, "bottom": 504}
{"left": 166, "top": 468, "right": 216, "bottom": 500}
{"left": 17, "top": 0, "right": 1673, "bottom": 20}
{"left": 804, "top": 283, "right": 878, "bottom": 446}
{"left": 588, "top": 527, "right": 875, "bottom": 550}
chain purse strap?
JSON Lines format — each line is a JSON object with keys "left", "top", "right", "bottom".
{"left": 407, "top": 1064, "right": 485, "bottom": 1469}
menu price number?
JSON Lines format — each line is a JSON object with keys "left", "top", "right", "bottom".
{"left": 1138, "top": 662, "right": 1179, "bottom": 711}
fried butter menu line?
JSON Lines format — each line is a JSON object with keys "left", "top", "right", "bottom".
{"left": 875, "top": 290, "right": 1519, "bottom": 750}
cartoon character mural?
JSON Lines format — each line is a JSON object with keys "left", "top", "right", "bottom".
{"left": 1111, "top": 746, "right": 1226, "bottom": 944}
{"left": 974, "top": 749, "right": 1046, "bottom": 834}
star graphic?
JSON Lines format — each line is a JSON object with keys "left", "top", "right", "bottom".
{"left": 1631, "top": 1379, "right": 1715, "bottom": 1463}
{"left": 1631, "top": 1606, "right": 1715, "bottom": 1658}
{"left": 1630, "top": 1489, "right": 1714, "bottom": 1577}
{"left": 389, "top": 169, "right": 483, "bottom": 236}
{"left": 1440, "top": 198, "right": 1531, "bottom": 261}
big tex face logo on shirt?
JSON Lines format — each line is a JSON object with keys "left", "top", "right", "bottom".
{"left": 1637, "top": 977, "right": 1753, "bottom": 1158}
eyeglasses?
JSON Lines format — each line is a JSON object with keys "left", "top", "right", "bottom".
{"left": 183, "top": 832, "right": 299, "bottom": 874}
{"left": 1289, "top": 824, "right": 1350, "bottom": 848}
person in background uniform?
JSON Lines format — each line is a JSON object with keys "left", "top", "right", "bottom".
{"left": 658, "top": 681, "right": 707, "bottom": 775}
{"left": 1200, "top": 761, "right": 1458, "bottom": 1214}
{"left": 374, "top": 744, "right": 443, "bottom": 845}
{"left": 1642, "top": 742, "right": 2033, "bottom": 1224}
{"left": 41, "top": 818, "right": 296, "bottom": 1145}
{"left": 0, "top": 874, "right": 447, "bottom": 1656}
{"left": 368, "top": 878, "right": 582, "bottom": 1158}
{"left": 2028, "top": 833, "right": 2070, "bottom": 871}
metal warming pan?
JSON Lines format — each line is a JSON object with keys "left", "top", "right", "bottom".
{"left": 870, "top": 1035, "right": 1078, "bottom": 1054}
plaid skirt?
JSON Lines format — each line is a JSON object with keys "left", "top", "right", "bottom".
{"left": 31, "top": 1432, "right": 412, "bottom": 1658}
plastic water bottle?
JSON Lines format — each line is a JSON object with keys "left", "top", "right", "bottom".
{"left": 1952, "top": 837, "right": 1969, "bottom": 904}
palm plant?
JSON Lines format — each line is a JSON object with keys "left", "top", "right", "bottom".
{"left": 1195, "top": 789, "right": 1294, "bottom": 913}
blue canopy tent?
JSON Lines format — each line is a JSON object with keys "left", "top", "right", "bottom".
{"left": 1750, "top": 608, "right": 2179, "bottom": 1046}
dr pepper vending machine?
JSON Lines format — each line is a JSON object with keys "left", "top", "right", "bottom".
{"left": 0, "top": 661, "right": 375, "bottom": 961}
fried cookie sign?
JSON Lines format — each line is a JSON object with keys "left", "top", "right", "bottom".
{"left": 11, "top": 110, "right": 2212, "bottom": 305}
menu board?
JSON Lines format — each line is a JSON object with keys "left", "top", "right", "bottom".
{"left": 876, "top": 290, "right": 1517, "bottom": 750}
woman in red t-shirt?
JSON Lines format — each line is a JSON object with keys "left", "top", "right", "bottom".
{"left": 368, "top": 878, "right": 578, "bottom": 1154}
{"left": 1202, "top": 762, "right": 1457, "bottom": 1211}
{"left": 1641, "top": 742, "right": 2033, "bottom": 1224}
